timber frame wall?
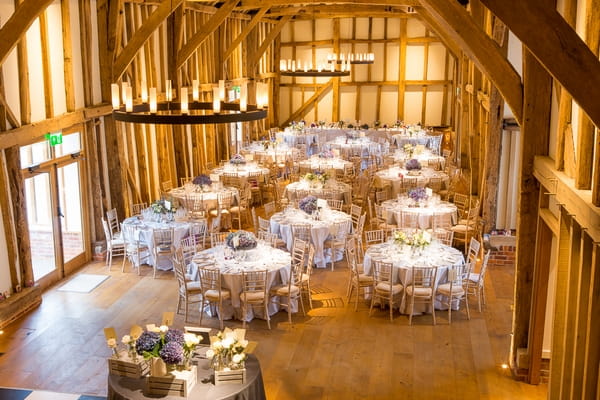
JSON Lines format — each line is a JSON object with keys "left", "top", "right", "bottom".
{"left": 0, "top": 1, "right": 599, "bottom": 399}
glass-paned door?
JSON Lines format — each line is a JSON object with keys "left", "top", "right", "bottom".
{"left": 57, "top": 162, "right": 84, "bottom": 263}
{"left": 24, "top": 172, "right": 57, "bottom": 281}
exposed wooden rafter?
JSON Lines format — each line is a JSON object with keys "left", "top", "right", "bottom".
{"left": 414, "top": 1, "right": 523, "bottom": 125}
{"left": 249, "top": 15, "right": 292, "bottom": 67}
{"left": 223, "top": 6, "right": 270, "bottom": 62}
{"left": 236, "top": 0, "right": 419, "bottom": 9}
{"left": 478, "top": 0, "right": 600, "bottom": 129}
{"left": 176, "top": 0, "right": 239, "bottom": 70}
{"left": 282, "top": 80, "right": 333, "bottom": 126}
{"left": 0, "top": 0, "right": 54, "bottom": 67}
{"left": 113, "top": 0, "right": 184, "bottom": 80}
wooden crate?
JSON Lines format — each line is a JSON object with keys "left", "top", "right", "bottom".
{"left": 147, "top": 366, "right": 197, "bottom": 397}
{"left": 215, "top": 368, "right": 246, "bottom": 385}
{"left": 107, "top": 350, "right": 149, "bottom": 378}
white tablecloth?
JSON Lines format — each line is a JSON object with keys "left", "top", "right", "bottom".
{"left": 380, "top": 197, "right": 457, "bottom": 229}
{"left": 189, "top": 244, "right": 292, "bottom": 321}
{"left": 375, "top": 167, "right": 449, "bottom": 196}
{"left": 169, "top": 185, "right": 240, "bottom": 211}
{"left": 285, "top": 180, "right": 352, "bottom": 204}
{"left": 122, "top": 217, "right": 191, "bottom": 270}
{"left": 391, "top": 148, "right": 445, "bottom": 169}
{"left": 240, "top": 142, "right": 301, "bottom": 163}
{"left": 297, "top": 156, "right": 353, "bottom": 174}
{"left": 325, "top": 137, "right": 382, "bottom": 159}
{"left": 363, "top": 241, "right": 464, "bottom": 313}
{"left": 270, "top": 208, "right": 352, "bottom": 268}
{"left": 211, "top": 163, "right": 270, "bottom": 182}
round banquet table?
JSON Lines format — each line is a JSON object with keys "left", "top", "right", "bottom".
{"left": 121, "top": 217, "right": 191, "bottom": 270}
{"left": 297, "top": 156, "right": 353, "bottom": 175}
{"left": 211, "top": 163, "right": 270, "bottom": 183}
{"left": 169, "top": 184, "right": 240, "bottom": 211}
{"left": 391, "top": 148, "right": 446, "bottom": 169}
{"left": 269, "top": 208, "right": 352, "bottom": 268}
{"left": 363, "top": 241, "right": 464, "bottom": 313}
{"left": 240, "top": 141, "right": 300, "bottom": 163}
{"left": 375, "top": 166, "right": 449, "bottom": 197}
{"left": 189, "top": 244, "right": 293, "bottom": 321}
{"left": 285, "top": 179, "right": 352, "bottom": 204}
{"left": 380, "top": 197, "right": 457, "bottom": 229}
{"left": 107, "top": 354, "right": 266, "bottom": 400}
{"left": 325, "top": 137, "right": 382, "bottom": 159}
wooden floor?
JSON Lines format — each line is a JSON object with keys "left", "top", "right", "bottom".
{"left": 0, "top": 235, "right": 547, "bottom": 399}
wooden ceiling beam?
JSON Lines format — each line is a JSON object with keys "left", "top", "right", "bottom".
{"left": 414, "top": 1, "right": 523, "bottom": 125}
{"left": 282, "top": 80, "right": 333, "bottom": 127}
{"left": 223, "top": 6, "right": 270, "bottom": 62}
{"left": 0, "top": 0, "right": 54, "bottom": 67}
{"left": 176, "top": 0, "right": 238, "bottom": 69}
{"left": 249, "top": 15, "right": 292, "bottom": 67}
{"left": 236, "top": 0, "right": 419, "bottom": 8}
{"left": 413, "top": 7, "right": 460, "bottom": 59}
{"left": 478, "top": 0, "right": 600, "bottom": 129}
{"left": 113, "top": 0, "right": 184, "bottom": 80}
{"left": 267, "top": 4, "right": 410, "bottom": 17}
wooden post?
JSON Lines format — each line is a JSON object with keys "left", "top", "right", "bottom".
{"left": 511, "top": 48, "right": 552, "bottom": 372}
{"left": 0, "top": 150, "right": 20, "bottom": 290}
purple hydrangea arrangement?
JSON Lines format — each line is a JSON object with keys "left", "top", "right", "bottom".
{"left": 159, "top": 341, "right": 184, "bottom": 365}
{"left": 405, "top": 158, "right": 422, "bottom": 171}
{"left": 318, "top": 150, "right": 335, "bottom": 158}
{"left": 164, "top": 328, "right": 185, "bottom": 346}
{"left": 226, "top": 230, "right": 258, "bottom": 250}
{"left": 229, "top": 153, "right": 247, "bottom": 165}
{"left": 193, "top": 174, "right": 212, "bottom": 186}
{"left": 408, "top": 187, "right": 428, "bottom": 202}
{"left": 299, "top": 195, "right": 318, "bottom": 214}
{"left": 136, "top": 331, "right": 160, "bottom": 355}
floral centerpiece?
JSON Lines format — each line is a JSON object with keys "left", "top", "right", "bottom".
{"left": 403, "top": 143, "right": 414, "bottom": 158}
{"left": 226, "top": 230, "right": 258, "bottom": 251}
{"left": 393, "top": 229, "right": 432, "bottom": 252}
{"left": 229, "top": 154, "right": 246, "bottom": 165}
{"left": 193, "top": 174, "right": 212, "bottom": 191}
{"left": 298, "top": 195, "right": 318, "bottom": 214}
{"left": 317, "top": 149, "right": 335, "bottom": 158}
{"left": 405, "top": 158, "right": 422, "bottom": 175}
{"left": 393, "top": 120, "right": 404, "bottom": 129}
{"left": 151, "top": 199, "right": 176, "bottom": 215}
{"left": 136, "top": 325, "right": 202, "bottom": 372}
{"left": 290, "top": 120, "right": 305, "bottom": 131}
{"left": 263, "top": 137, "right": 277, "bottom": 150}
{"left": 408, "top": 187, "right": 428, "bottom": 204}
{"left": 304, "top": 170, "right": 328, "bottom": 186}
{"left": 318, "top": 120, "right": 326, "bottom": 128}
{"left": 206, "top": 328, "right": 248, "bottom": 371}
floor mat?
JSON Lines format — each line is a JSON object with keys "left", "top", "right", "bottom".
{"left": 57, "top": 274, "right": 110, "bottom": 293}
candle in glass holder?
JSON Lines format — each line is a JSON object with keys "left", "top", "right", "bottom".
{"left": 212, "top": 87, "right": 221, "bottom": 113}
{"left": 141, "top": 80, "right": 148, "bottom": 103}
{"left": 192, "top": 80, "right": 199, "bottom": 101}
{"left": 240, "top": 82, "right": 247, "bottom": 112}
{"left": 180, "top": 87, "right": 188, "bottom": 114}
{"left": 149, "top": 88, "right": 157, "bottom": 113}
{"left": 111, "top": 83, "right": 120, "bottom": 109}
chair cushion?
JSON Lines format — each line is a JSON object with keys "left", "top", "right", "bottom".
{"left": 406, "top": 286, "right": 433, "bottom": 297}
{"left": 375, "top": 282, "right": 403, "bottom": 294}
{"left": 185, "top": 281, "right": 202, "bottom": 291}
{"left": 468, "top": 272, "right": 481, "bottom": 283}
{"left": 354, "top": 274, "right": 374, "bottom": 284}
{"left": 450, "top": 224, "right": 476, "bottom": 233}
{"left": 204, "top": 289, "right": 231, "bottom": 300}
{"left": 240, "top": 291, "right": 265, "bottom": 302}
{"left": 437, "top": 283, "right": 465, "bottom": 296}
{"left": 270, "top": 284, "right": 300, "bottom": 296}
{"left": 301, "top": 273, "right": 310, "bottom": 283}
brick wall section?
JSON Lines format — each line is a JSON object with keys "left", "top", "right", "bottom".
{"left": 488, "top": 244, "right": 517, "bottom": 267}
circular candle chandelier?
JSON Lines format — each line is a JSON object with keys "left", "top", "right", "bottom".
{"left": 279, "top": 59, "right": 350, "bottom": 78}
{"left": 111, "top": 79, "right": 269, "bottom": 125}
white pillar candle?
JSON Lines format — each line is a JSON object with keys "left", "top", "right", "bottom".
{"left": 280, "top": 60, "right": 287, "bottom": 71}
{"left": 192, "top": 80, "right": 199, "bottom": 101}
{"left": 291, "top": 60, "right": 296, "bottom": 72}
{"left": 213, "top": 87, "right": 221, "bottom": 113}
{"left": 218, "top": 80, "right": 225, "bottom": 101}
{"left": 121, "top": 82, "right": 128, "bottom": 104}
{"left": 140, "top": 80, "right": 148, "bottom": 103}
{"left": 165, "top": 80, "right": 172, "bottom": 101}
{"left": 330, "top": 62, "right": 335, "bottom": 72}
{"left": 111, "top": 83, "right": 120, "bottom": 109}
{"left": 125, "top": 86, "right": 133, "bottom": 112}
{"left": 149, "top": 87, "right": 157, "bottom": 113}
{"left": 180, "top": 87, "right": 188, "bottom": 114}
{"left": 240, "top": 82, "right": 247, "bottom": 112}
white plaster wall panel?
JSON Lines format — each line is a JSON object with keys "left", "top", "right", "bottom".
{"left": 507, "top": 31, "right": 523, "bottom": 79}
{"left": 571, "top": 101, "right": 580, "bottom": 154}
{"left": 403, "top": 88, "right": 422, "bottom": 123}
{"left": 26, "top": 19, "right": 46, "bottom": 123}
{"left": 294, "top": 20, "right": 312, "bottom": 42}
{"left": 425, "top": 87, "right": 443, "bottom": 126}
{"left": 386, "top": 18, "right": 401, "bottom": 38}
{"left": 303, "top": 89, "right": 316, "bottom": 123}
{"left": 354, "top": 18, "right": 370, "bottom": 39}
{"left": 426, "top": 43, "right": 446, "bottom": 80}
{"left": 279, "top": 87, "right": 291, "bottom": 123}
{"left": 281, "top": 22, "right": 292, "bottom": 42}
{"left": 370, "top": 43, "right": 384, "bottom": 81}
{"left": 47, "top": 2, "right": 67, "bottom": 115}
{"left": 340, "top": 86, "right": 357, "bottom": 122}
{"left": 358, "top": 85, "right": 377, "bottom": 124}
{"left": 90, "top": 0, "right": 102, "bottom": 105}
{"left": 548, "top": 81, "right": 559, "bottom": 160}
{"left": 339, "top": 18, "right": 353, "bottom": 40}
{"left": 0, "top": 2, "right": 19, "bottom": 119}
{"left": 380, "top": 86, "right": 399, "bottom": 124}
{"left": 315, "top": 19, "right": 333, "bottom": 41}
{"left": 69, "top": 0, "right": 85, "bottom": 109}
{"left": 385, "top": 43, "right": 399, "bottom": 81}
{"left": 405, "top": 45, "right": 425, "bottom": 80}
{"left": 371, "top": 18, "right": 386, "bottom": 40}
{"left": 317, "top": 89, "right": 333, "bottom": 123}
{"left": 292, "top": 87, "right": 304, "bottom": 120}
{"left": 406, "top": 18, "right": 426, "bottom": 37}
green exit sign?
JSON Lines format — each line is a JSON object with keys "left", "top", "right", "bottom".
{"left": 45, "top": 132, "right": 62, "bottom": 146}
